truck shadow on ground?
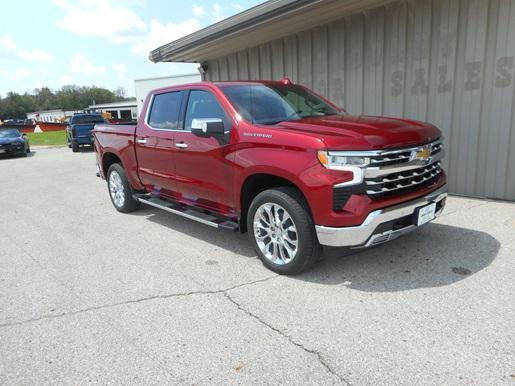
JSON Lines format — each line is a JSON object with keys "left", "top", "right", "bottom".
{"left": 77, "top": 146, "right": 95, "bottom": 153}
{"left": 299, "top": 223, "right": 500, "bottom": 292}
{"left": 135, "top": 207, "right": 500, "bottom": 292}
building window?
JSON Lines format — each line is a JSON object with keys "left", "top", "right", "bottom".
{"left": 120, "top": 109, "right": 132, "bottom": 120}
{"left": 106, "top": 110, "right": 119, "bottom": 119}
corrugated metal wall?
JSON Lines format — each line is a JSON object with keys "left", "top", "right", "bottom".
{"left": 205, "top": 0, "right": 515, "bottom": 201}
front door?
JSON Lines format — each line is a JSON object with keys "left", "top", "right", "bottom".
{"left": 135, "top": 90, "right": 183, "bottom": 196}
{"left": 172, "top": 89, "right": 235, "bottom": 216}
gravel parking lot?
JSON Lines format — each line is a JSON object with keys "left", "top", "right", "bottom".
{"left": 0, "top": 147, "right": 514, "bottom": 385}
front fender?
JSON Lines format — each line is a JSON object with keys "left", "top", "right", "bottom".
{"left": 232, "top": 146, "right": 324, "bottom": 214}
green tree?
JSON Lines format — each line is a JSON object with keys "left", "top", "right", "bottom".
{"left": 0, "top": 85, "right": 128, "bottom": 120}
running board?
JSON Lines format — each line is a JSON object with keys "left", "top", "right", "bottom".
{"left": 133, "top": 194, "right": 239, "bottom": 231}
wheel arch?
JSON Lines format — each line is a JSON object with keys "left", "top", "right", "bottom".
{"left": 102, "top": 152, "right": 122, "bottom": 176}
{"left": 239, "top": 172, "right": 312, "bottom": 233}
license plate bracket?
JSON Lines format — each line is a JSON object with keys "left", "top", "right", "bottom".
{"left": 416, "top": 202, "right": 437, "bottom": 226}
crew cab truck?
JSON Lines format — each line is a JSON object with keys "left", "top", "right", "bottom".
{"left": 93, "top": 79, "right": 447, "bottom": 275}
{"left": 67, "top": 113, "right": 106, "bottom": 152}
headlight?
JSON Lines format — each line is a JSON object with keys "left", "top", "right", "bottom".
{"left": 317, "top": 150, "right": 370, "bottom": 186}
{"left": 317, "top": 150, "right": 369, "bottom": 169}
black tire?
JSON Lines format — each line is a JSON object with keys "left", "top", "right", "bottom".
{"left": 247, "top": 187, "right": 322, "bottom": 275}
{"left": 71, "top": 142, "right": 79, "bottom": 152}
{"left": 67, "top": 135, "right": 71, "bottom": 148}
{"left": 26, "top": 146, "right": 30, "bottom": 154}
{"left": 106, "top": 163, "right": 140, "bottom": 213}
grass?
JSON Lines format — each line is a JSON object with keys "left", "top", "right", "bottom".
{"left": 26, "top": 130, "right": 67, "bottom": 146}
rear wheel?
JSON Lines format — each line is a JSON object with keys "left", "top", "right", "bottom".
{"left": 71, "top": 142, "right": 79, "bottom": 152}
{"left": 247, "top": 187, "right": 321, "bottom": 275}
{"left": 107, "top": 163, "right": 140, "bottom": 213}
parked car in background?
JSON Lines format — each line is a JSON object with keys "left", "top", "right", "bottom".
{"left": 66, "top": 113, "right": 106, "bottom": 152}
{"left": 93, "top": 79, "right": 447, "bottom": 275}
{"left": 0, "top": 128, "right": 30, "bottom": 157}
{"left": 2, "top": 119, "right": 26, "bottom": 126}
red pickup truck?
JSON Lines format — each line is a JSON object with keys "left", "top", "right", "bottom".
{"left": 93, "top": 79, "right": 447, "bottom": 274}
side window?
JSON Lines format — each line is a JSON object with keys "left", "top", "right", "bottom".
{"left": 148, "top": 91, "right": 182, "bottom": 130}
{"left": 184, "top": 90, "right": 230, "bottom": 131}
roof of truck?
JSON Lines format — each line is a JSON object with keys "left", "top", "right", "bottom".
{"left": 150, "top": 79, "right": 297, "bottom": 94}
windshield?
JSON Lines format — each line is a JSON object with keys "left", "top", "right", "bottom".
{"left": 0, "top": 129, "right": 21, "bottom": 138}
{"left": 71, "top": 115, "right": 105, "bottom": 124}
{"left": 220, "top": 83, "right": 340, "bottom": 125}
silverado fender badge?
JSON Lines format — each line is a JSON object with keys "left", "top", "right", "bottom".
{"left": 243, "top": 133, "right": 273, "bottom": 139}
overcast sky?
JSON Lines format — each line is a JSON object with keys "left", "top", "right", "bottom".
{"left": 0, "top": 0, "right": 262, "bottom": 97}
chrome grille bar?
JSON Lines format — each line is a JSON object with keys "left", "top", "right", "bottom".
{"left": 363, "top": 139, "right": 444, "bottom": 198}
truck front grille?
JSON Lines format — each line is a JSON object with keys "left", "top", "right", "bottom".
{"left": 364, "top": 139, "right": 443, "bottom": 200}
{"left": 365, "top": 162, "right": 441, "bottom": 199}
{"left": 368, "top": 141, "right": 443, "bottom": 167}
{"left": 330, "top": 139, "right": 444, "bottom": 210}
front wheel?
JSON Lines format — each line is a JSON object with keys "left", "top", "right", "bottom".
{"left": 247, "top": 187, "right": 321, "bottom": 275}
{"left": 71, "top": 142, "right": 79, "bottom": 152}
{"left": 106, "top": 163, "right": 140, "bottom": 213}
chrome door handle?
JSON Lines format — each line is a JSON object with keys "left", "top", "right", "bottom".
{"left": 136, "top": 138, "right": 147, "bottom": 144}
{"left": 175, "top": 142, "right": 188, "bottom": 149}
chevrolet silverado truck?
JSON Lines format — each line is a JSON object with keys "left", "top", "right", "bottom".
{"left": 67, "top": 113, "right": 106, "bottom": 152}
{"left": 93, "top": 79, "right": 447, "bottom": 275}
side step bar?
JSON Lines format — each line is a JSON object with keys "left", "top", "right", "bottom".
{"left": 133, "top": 194, "right": 239, "bottom": 231}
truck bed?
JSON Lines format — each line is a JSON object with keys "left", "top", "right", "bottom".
{"left": 93, "top": 123, "right": 139, "bottom": 185}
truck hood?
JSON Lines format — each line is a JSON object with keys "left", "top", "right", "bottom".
{"left": 276, "top": 114, "right": 441, "bottom": 150}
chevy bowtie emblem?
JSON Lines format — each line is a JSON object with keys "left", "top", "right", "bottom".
{"left": 410, "top": 145, "right": 432, "bottom": 163}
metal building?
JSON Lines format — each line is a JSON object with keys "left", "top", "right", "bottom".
{"left": 134, "top": 73, "right": 201, "bottom": 115}
{"left": 150, "top": 0, "right": 515, "bottom": 201}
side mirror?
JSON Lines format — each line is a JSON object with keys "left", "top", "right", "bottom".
{"left": 191, "top": 118, "right": 225, "bottom": 136}
{"left": 22, "top": 133, "right": 27, "bottom": 138}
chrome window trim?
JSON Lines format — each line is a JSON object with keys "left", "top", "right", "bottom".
{"left": 144, "top": 90, "right": 232, "bottom": 134}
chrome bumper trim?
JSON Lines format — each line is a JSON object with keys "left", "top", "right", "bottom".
{"left": 315, "top": 185, "right": 447, "bottom": 248}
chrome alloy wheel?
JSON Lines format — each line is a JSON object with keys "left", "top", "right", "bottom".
{"left": 253, "top": 203, "right": 298, "bottom": 265}
{"left": 109, "top": 170, "right": 125, "bottom": 208}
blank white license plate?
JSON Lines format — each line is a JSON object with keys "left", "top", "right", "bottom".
{"left": 417, "top": 203, "right": 437, "bottom": 226}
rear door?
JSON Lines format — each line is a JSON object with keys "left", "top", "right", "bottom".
{"left": 171, "top": 88, "right": 235, "bottom": 215}
{"left": 135, "top": 90, "right": 183, "bottom": 196}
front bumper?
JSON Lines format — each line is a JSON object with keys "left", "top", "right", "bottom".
{"left": 0, "top": 143, "right": 25, "bottom": 155}
{"left": 315, "top": 185, "right": 447, "bottom": 248}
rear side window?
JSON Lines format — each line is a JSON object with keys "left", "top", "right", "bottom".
{"left": 71, "top": 115, "right": 105, "bottom": 124}
{"left": 148, "top": 91, "right": 182, "bottom": 130}
{"left": 184, "top": 90, "right": 230, "bottom": 131}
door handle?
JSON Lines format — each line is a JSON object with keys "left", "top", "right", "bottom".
{"left": 175, "top": 142, "right": 188, "bottom": 149}
{"left": 136, "top": 138, "right": 147, "bottom": 144}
